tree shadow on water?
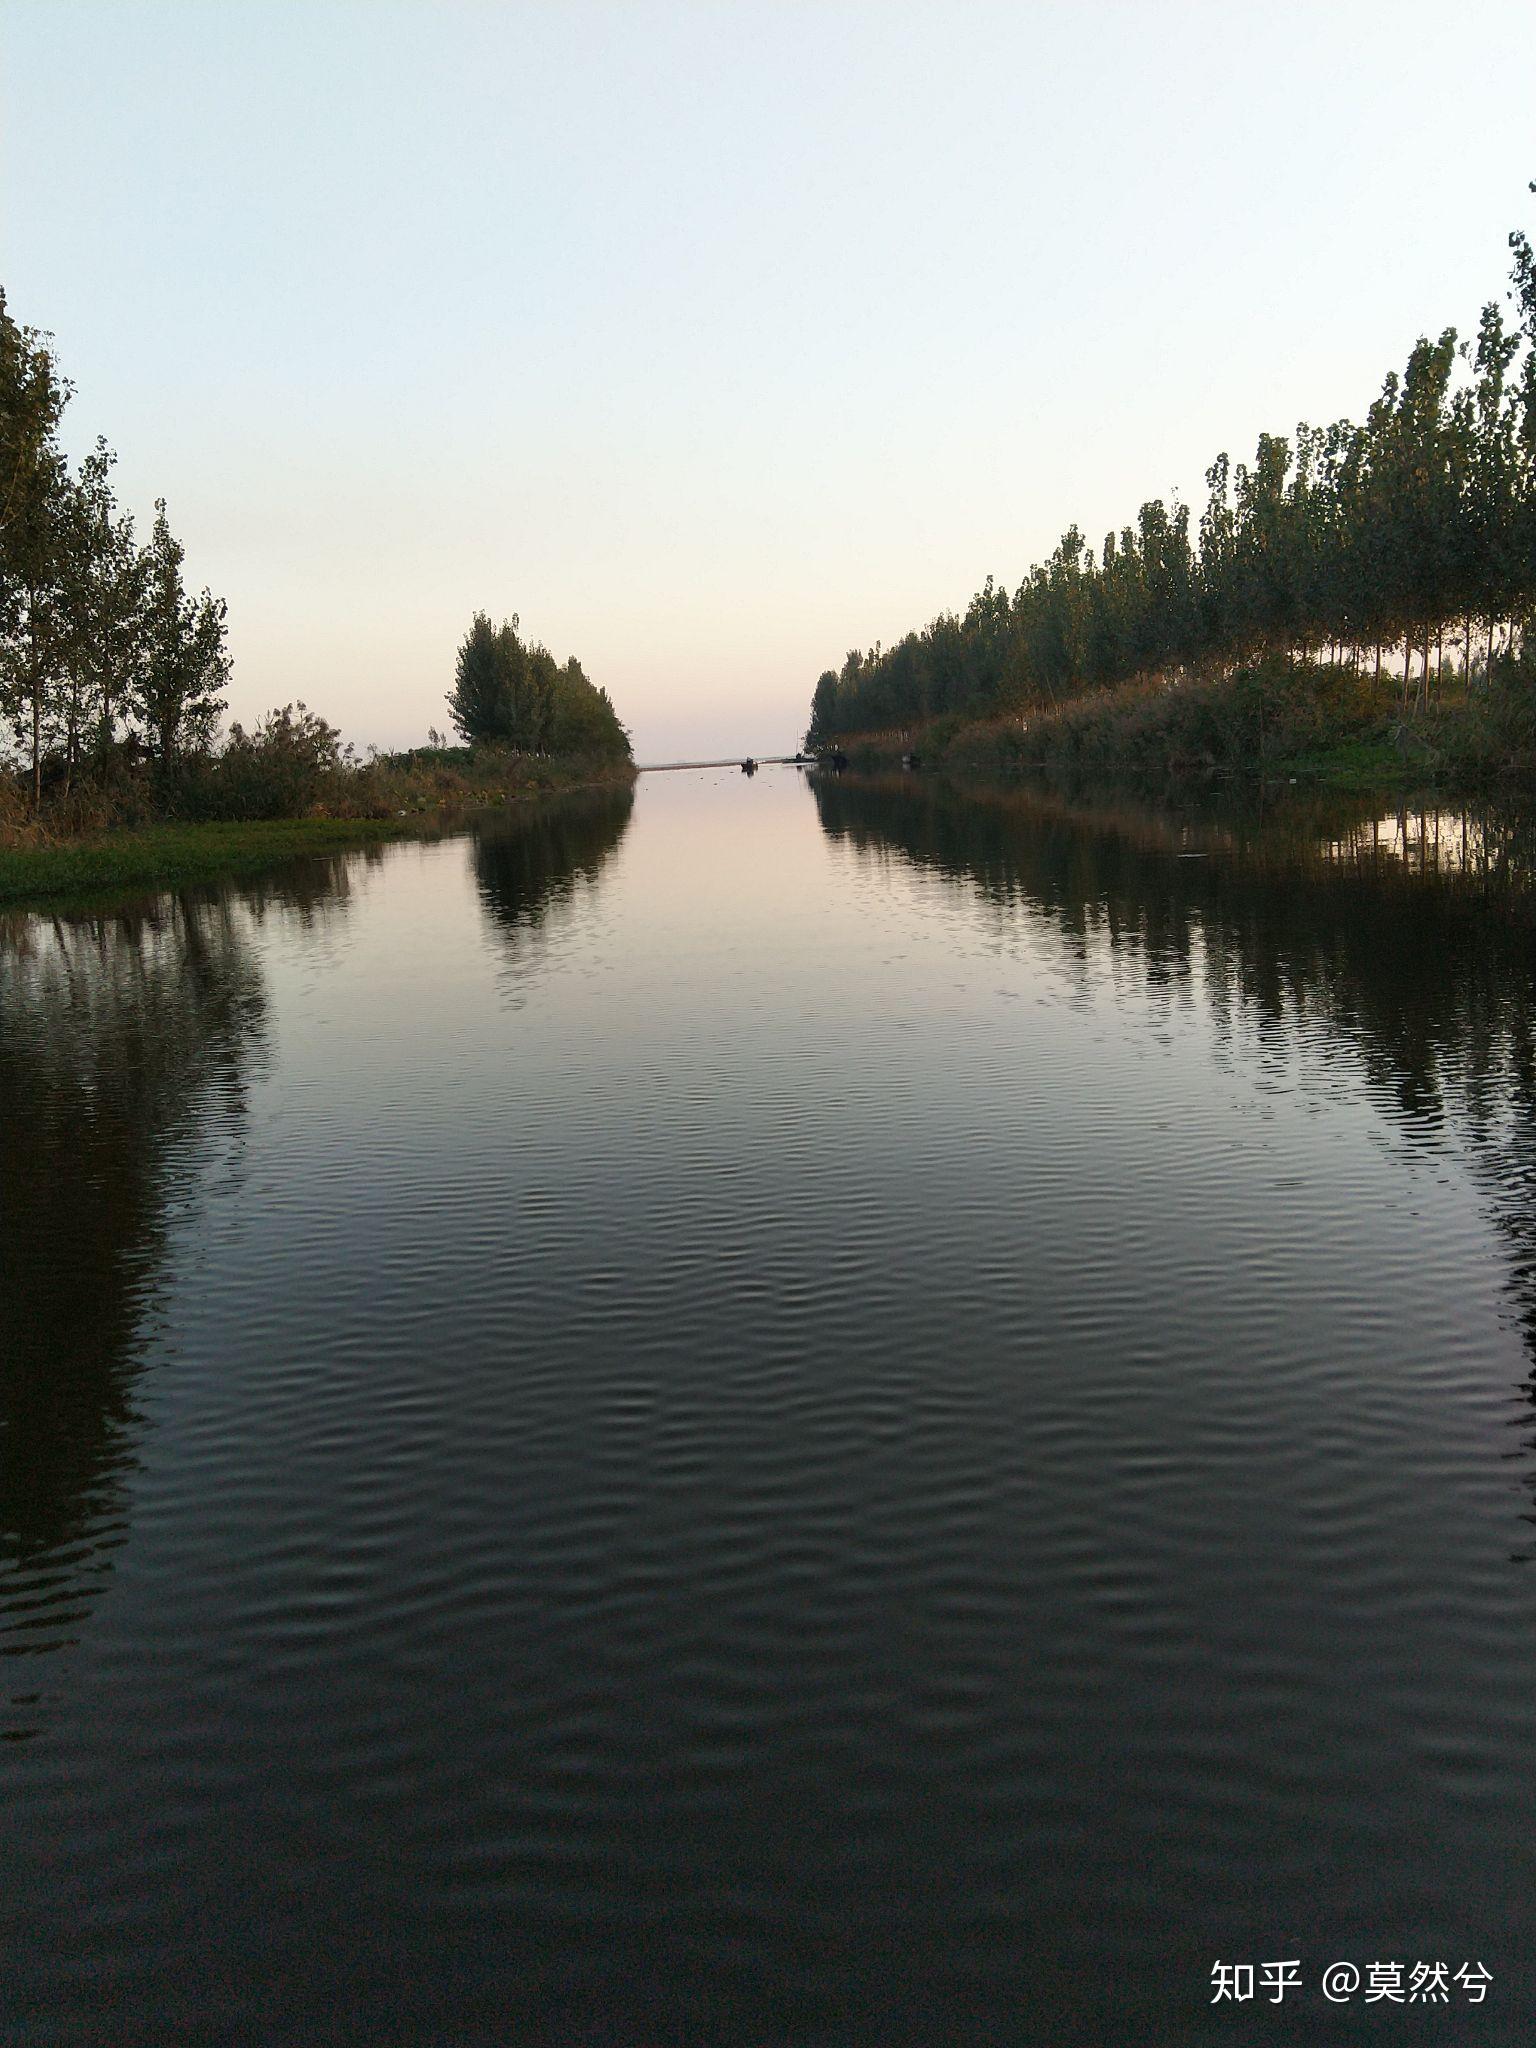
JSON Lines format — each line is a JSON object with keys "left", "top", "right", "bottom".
{"left": 814, "top": 771, "right": 1536, "bottom": 1555}
{"left": 470, "top": 787, "right": 634, "bottom": 991}
{"left": 0, "top": 873, "right": 349, "bottom": 1739}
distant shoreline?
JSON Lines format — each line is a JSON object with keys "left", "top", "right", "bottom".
{"left": 636, "top": 756, "right": 807, "bottom": 772}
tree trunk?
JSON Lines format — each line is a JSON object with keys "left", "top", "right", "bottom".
{"left": 61, "top": 676, "right": 83, "bottom": 801}
{"left": 27, "top": 601, "right": 42, "bottom": 811}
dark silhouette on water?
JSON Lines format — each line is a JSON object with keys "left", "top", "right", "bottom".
{"left": 813, "top": 771, "right": 1536, "bottom": 1542}
{"left": 470, "top": 787, "right": 634, "bottom": 949}
{"left": 0, "top": 795, "right": 643, "bottom": 1746}
{"left": 0, "top": 892, "right": 269, "bottom": 1738}
{"left": 5, "top": 778, "right": 1536, "bottom": 2043}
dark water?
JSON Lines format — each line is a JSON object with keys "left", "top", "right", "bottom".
{"left": 3, "top": 770, "right": 1535, "bottom": 2045}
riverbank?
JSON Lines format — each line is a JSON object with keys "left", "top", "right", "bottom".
{"left": 0, "top": 753, "right": 637, "bottom": 905}
{"left": 0, "top": 816, "right": 426, "bottom": 905}
{"left": 827, "top": 654, "right": 1535, "bottom": 797}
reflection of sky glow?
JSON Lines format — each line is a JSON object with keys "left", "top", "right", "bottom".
{"left": 3, "top": 771, "right": 1535, "bottom": 2036}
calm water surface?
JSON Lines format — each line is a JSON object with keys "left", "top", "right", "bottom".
{"left": 3, "top": 768, "right": 1535, "bottom": 2045}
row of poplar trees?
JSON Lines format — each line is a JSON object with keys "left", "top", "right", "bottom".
{"left": 0, "top": 292, "right": 230, "bottom": 806}
{"left": 808, "top": 196, "right": 1536, "bottom": 747}
{"left": 448, "top": 611, "right": 631, "bottom": 759}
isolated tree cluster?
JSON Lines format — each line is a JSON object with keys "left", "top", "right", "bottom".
{"left": 448, "top": 611, "right": 631, "bottom": 760}
{"left": 0, "top": 292, "right": 230, "bottom": 807}
{"left": 808, "top": 193, "right": 1536, "bottom": 747}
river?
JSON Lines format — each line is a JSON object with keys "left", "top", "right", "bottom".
{"left": 3, "top": 766, "right": 1534, "bottom": 2044}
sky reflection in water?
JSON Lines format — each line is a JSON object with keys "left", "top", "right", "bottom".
{"left": 2, "top": 770, "right": 1533, "bottom": 2045}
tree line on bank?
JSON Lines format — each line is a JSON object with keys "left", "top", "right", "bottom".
{"left": 1, "top": 290, "right": 631, "bottom": 827}
{"left": 807, "top": 194, "right": 1536, "bottom": 749}
{"left": 447, "top": 611, "right": 630, "bottom": 759}
{"left": 0, "top": 291, "right": 230, "bottom": 807}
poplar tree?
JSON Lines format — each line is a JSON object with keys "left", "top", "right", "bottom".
{"left": 447, "top": 610, "right": 630, "bottom": 757}
{"left": 805, "top": 189, "right": 1536, "bottom": 744}
{"left": 3, "top": 293, "right": 229, "bottom": 803}
{"left": 448, "top": 611, "right": 511, "bottom": 745}
{"left": 129, "top": 502, "right": 229, "bottom": 765}
{"left": 0, "top": 293, "right": 70, "bottom": 805}
{"left": 58, "top": 441, "right": 145, "bottom": 781}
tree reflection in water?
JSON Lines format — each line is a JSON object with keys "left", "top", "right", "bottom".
{"left": 0, "top": 804, "right": 639, "bottom": 1740}
{"left": 0, "top": 855, "right": 366, "bottom": 1740}
{"left": 813, "top": 773, "right": 1536, "bottom": 1552}
{"left": 470, "top": 786, "right": 635, "bottom": 986}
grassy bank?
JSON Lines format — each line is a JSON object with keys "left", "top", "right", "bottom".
{"left": 831, "top": 654, "right": 1536, "bottom": 797}
{"left": 0, "top": 750, "right": 637, "bottom": 905}
{"left": 327, "top": 745, "right": 637, "bottom": 819}
{"left": 0, "top": 816, "right": 423, "bottom": 905}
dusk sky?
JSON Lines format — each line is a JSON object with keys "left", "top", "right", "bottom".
{"left": 5, "top": 0, "right": 1531, "bottom": 759}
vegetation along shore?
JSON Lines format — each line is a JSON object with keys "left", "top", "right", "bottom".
{"left": 0, "top": 746, "right": 638, "bottom": 906}
{"left": 806, "top": 194, "right": 1536, "bottom": 792}
{"left": 0, "top": 291, "right": 633, "bottom": 893}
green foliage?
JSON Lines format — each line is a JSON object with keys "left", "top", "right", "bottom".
{"left": 808, "top": 188, "right": 1536, "bottom": 751}
{"left": 896, "top": 649, "right": 1536, "bottom": 793}
{"left": 1, "top": 291, "right": 229, "bottom": 804}
{"left": 448, "top": 612, "right": 514, "bottom": 745}
{"left": 130, "top": 502, "right": 228, "bottom": 766}
{"left": 170, "top": 702, "right": 350, "bottom": 821}
{"left": 0, "top": 292, "right": 72, "bottom": 802}
{"left": 548, "top": 656, "right": 629, "bottom": 756}
{"left": 447, "top": 612, "right": 630, "bottom": 760}
{"left": 0, "top": 816, "right": 414, "bottom": 905}
{"left": 0, "top": 289, "right": 633, "bottom": 842}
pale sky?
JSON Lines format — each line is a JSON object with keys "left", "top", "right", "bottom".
{"left": 4, "top": 1, "right": 1532, "bottom": 759}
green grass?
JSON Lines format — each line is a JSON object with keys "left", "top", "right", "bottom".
{"left": 827, "top": 660, "right": 1536, "bottom": 800}
{"left": 0, "top": 815, "right": 421, "bottom": 907}
{"left": 1262, "top": 737, "right": 1426, "bottom": 791}
{"left": 0, "top": 750, "right": 640, "bottom": 909}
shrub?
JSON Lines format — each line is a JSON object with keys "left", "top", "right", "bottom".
{"left": 172, "top": 703, "right": 353, "bottom": 821}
